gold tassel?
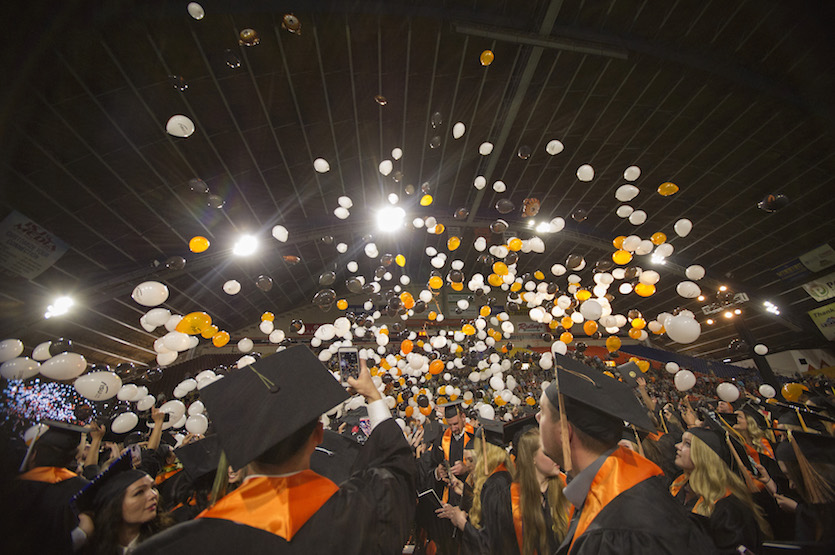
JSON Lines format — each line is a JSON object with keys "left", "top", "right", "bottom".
{"left": 632, "top": 425, "right": 645, "bottom": 457}
{"left": 725, "top": 434, "right": 757, "bottom": 493}
{"left": 659, "top": 410, "right": 669, "bottom": 434}
{"left": 789, "top": 431, "right": 835, "bottom": 504}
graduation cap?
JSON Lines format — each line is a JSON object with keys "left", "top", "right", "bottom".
{"left": 35, "top": 420, "right": 87, "bottom": 451}
{"left": 545, "top": 354, "right": 655, "bottom": 433}
{"left": 73, "top": 452, "right": 148, "bottom": 514}
{"left": 697, "top": 415, "right": 759, "bottom": 489}
{"left": 738, "top": 402, "right": 768, "bottom": 430}
{"left": 773, "top": 406, "right": 831, "bottom": 434}
{"left": 311, "top": 430, "right": 362, "bottom": 485}
{"left": 174, "top": 435, "right": 221, "bottom": 482}
{"left": 774, "top": 431, "right": 835, "bottom": 504}
{"left": 616, "top": 361, "right": 640, "bottom": 388}
{"left": 439, "top": 399, "right": 463, "bottom": 419}
{"left": 198, "top": 345, "right": 350, "bottom": 470}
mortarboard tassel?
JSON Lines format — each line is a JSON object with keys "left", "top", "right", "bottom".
{"left": 789, "top": 431, "right": 835, "bottom": 504}
{"left": 632, "top": 425, "right": 645, "bottom": 457}
{"left": 724, "top": 433, "right": 757, "bottom": 493}
{"left": 554, "top": 365, "right": 572, "bottom": 473}
{"left": 209, "top": 450, "right": 229, "bottom": 506}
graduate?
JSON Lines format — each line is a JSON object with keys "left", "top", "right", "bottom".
{"left": 430, "top": 399, "right": 476, "bottom": 505}
{"left": 133, "top": 345, "right": 416, "bottom": 554}
{"left": 537, "top": 354, "right": 714, "bottom": 555}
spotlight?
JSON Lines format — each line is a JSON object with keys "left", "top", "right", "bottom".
{"left": 376, "top": 206, "right": 406, "bottom": 232}
{"left": 233, "top": 234, "right": 258, "bottom": 256}
{"left": 45, "top": 296, "right": 74, "bottom": 319}
{"left": 697, "top": 295, "right": 705, "bottom": 302}
{"left": 723, "top": 311, "right": 734, "bottom": 319}
{"left": 719, "top": 285, "right": 728, "bottom": 292}
{"left": 723, "top": 358, "right": 731, "bottom": 363}
{"left": 734, "top": 308, "right": 742, "bottom": 315}
{"left": 706, "top": 319, "right": 714, "bottom": 325}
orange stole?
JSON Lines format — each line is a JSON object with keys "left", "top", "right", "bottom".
{"left": 198, "top": 471, "right": 338, "bottom": 541}
{"left": 669, "top": 474, "right": 732, "bottom": 514}
{"left": 568, "top": 447, "right": 662, "bottom": 554}
{"left": 18, "top": 466, "right": 77, "bottom": 483}
{"left": 509, "top": 482, "right": 524, "bottom": 555}
{"left": 155, "top": 467, "right": 182, "bottom": 485}
{"left": 441, "top": 424, "right": 474, "bottom": 503}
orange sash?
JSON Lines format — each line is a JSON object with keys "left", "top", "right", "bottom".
{"left": 568, "top": 447, "right": 662, "bottom": 553}
{"left": 510, "top": 482, "right": 524, "bottom": 555}
{"left": 759, "top": 438, "right": 774, "bottom": 459}
{"left": 18, "top": 466, "right": 77, "bottom": 483}
{"left": 670, "top": 474, "right": 732, "bottom": 513}
{"left": 441, "top": 424, "right": 474, "bottom": 502}
{"left": 155, "top": 467, "right": 182, "bottom": 485}
{"left": 198, "top": 471, "right": 338, "bottom": 541}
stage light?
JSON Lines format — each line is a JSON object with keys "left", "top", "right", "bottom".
{"left": 45, "top": 296, "right": 74, "bottom": 319}
{"left": 377, "top": 206, "right": 406, "bottom": 232}
{"left": 233, "top": 234, "right": 258, "bottom": 256}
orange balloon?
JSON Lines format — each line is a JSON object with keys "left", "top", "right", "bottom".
{"left": 201, "top": 324, "right": 219, "bottom": 339}
{"left": 781, "top": 383, "right": 807, "bottom": 402}
{"left": 508, "top": 238, "right": 523, "bottom": 251}
{"left": 606, "top": 336, "right": 622, "bottom": 353}
{"left": 657, "top": 182, "right": 679, "bottom": 196}
{"left": 480, "top": 49, "right": 495, "bottom": 66}
{"left": 493, "top": 262, "right": 509, "bottom": 276}
{"left": 637, "top": 360, "right": 650, "bottom": 373}
{"left": 583, "top": 320, "right": 598, "bottom": 335}
{"left": 612, "top": 249, "right": 632, "bottom": 265}
{"left": 634, "top": 283, "right": 656, "bottom": 297}
{"left": 447, "top": 236, "right": 461, "bottom": 251}
{"left": 613, "top": 236, "right": 626, "bottom": 249}
{"left": 429, "top": 360, "right": 444, "bottom": 375}
{"left": 451, "top": 281, "right": 464, "bottom": 291}
{"left": 462, "top": 324, "right": 476, "bottom": 336}
{"left": 480, "top": 306, "right": 491, "bottom": 317}
{"left": 628, "top": 328, "right": 642, "bottom": 340}
{"left": 526, "top": 396, "right": 536, "bottom": 406}
{"left": 400, "top": 292, "right": 415, "bottom": 309}
{"left": 488, "top": 273, "right": 503, "bottom": 287}
{"left": 261, "top": 311, "right": 275, "bottom": 322}
{"left": 176, "top": 311, "right": 212, "bottom": 335}
{"left": 405, "top": 406, "right": 414, "bottom": 417}
{"left": 561, "top": 316, "right": 574, "bottom": 330}
{"left": 429, "top": 276, "right": 443, "bottom": 289}
{"left": 379, "top": 327, "right": 389, "bottom": 336}
{"left": 631, "top": 318, "right": 646, "bottom": 330}
{"left": 533, "top": 270, "right": 545, "bottom": 280}
{"left": 428, "top": 311, "right": 437, "bottom": 321}
{"left": 650, "top": 232, "right": 667, "bottom": 245}
{"left": 434, "top": 223, "right": 445, "bottom": 234}
{"left": 575, "top": 289, "right": 591, "bottom": 301}
{"left": 420, "top": 406, "right": 432, "bottom": 416}
{"left": 212, "top": 331, "right": 230, "bottom": 347}
{"left": 337, "top": 299, "right": 348, "bottom": 310}
{"left": 560, "top": 332, "right": 573, "bottom": 344}
{"left": 401, "top": 339, "right": 414, "bottom": 354}
{"left": 189, "top": 236, "right": 210, "bottom": 253}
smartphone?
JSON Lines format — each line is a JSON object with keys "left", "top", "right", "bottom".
{"left": 338, "top": 347, "right": 360, "bottom": 382}
{"left": 128, "top": 444, "right": 142, "bottom": 467}
{"left": 418, "top": 488, "right": 444, "bottom": 508}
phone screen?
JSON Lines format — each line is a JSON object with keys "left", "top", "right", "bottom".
{"left": 338, "top": 348, "right": 359, "bottom": 381}
{"left": 128, "top": 444, "right": 142, "bottom": 467}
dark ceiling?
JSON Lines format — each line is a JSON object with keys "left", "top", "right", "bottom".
{"left": 2, "top": 0, "right": 834, "bottom": 370}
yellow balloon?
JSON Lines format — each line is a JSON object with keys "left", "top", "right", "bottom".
{"left": 212, "top": 331, "right": 230, "bottom": 347}
{"left": 637, "top": 360, "right": 650, "bottom": 373}
{"left": 479, "top": 306, "right": 491, "bottom": 317}
{"left": 650, "top": 232, "right": 667, "bottom": 245}
{"left": 189, "top": 236, "right": 210, "bottom": 253}
{"left": 447, "top": 236, "right": 461, "bottom": 251}
{"left": 628, "top": 328, "right": 642, "bottom": 340}
{"left": 420, "top": 194, "right": 433, "bottom": 206}
{"left": 612, "top": 249, "right": 632, "bottom": 265}
{"left": 533, "top": 270, "right": 545, "bottom": 280}
{"left": 493, "top": 261, "right": 509, "bottom": 276}
{"left": 176, "top": 311, "right": 212, "bottom": 335}
{"left": 606, "top": 336, "right": 622, "bottom": 352}
{"left": 433, "top": 223, "right": 445, "bottom": 234}
{"left": 510, "top": 281, "right": 522, "bottom": 292}
{"left": 261, "top": 311, "right": 275, "bottom": 321}
{"left": 508, "top": 238, "right": 523, "bottom": 251}
{"left": 575, "top": 289, "right": 591, "bottom": 301}
{"left": 451, "top": 281, "right": 463, "bottom": 291}
{"left": 488, "top": 273, "right": 503, "bottom": 287}
{"left": 429, "top": 276, "right": 443, "bottom": 289}
{"left": 583, "top": 320, "right": 598, "bottom": 335}
{"left": 631, "top": 318, "right": 646, "bottom": 330}
{"left": 781, "top": 383, "right": 807, "bottom": 402}
{"left": 561, "top": 316, "right": 574, "bottom": 329}
{"left": 395, "top": 254, "right": 406, "bottom": 267}
{"left": 613, "top": 236, "right": 626, "bottom": 249}
{"left": 480, "top": 50, "right": 495, "bottom": 66}
{"left": 201, "top": 324, "right": 219, "bottom": 339}
{"left": 560, "top": 332, "right": 574, "bottom": 344}
{"left": 337, "top": 299, "right": 348, "bottom": 310}
{"left": 658, "top": 182, "right": 679, "bottom": 196}
{"left": 462, "top": 324, "right": 476, "bottom": 335}
{"left": 634, "top": 283, "right": 656, "bottom": 297}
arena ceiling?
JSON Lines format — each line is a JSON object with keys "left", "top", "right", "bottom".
{"left": 1, "top": 0, "right": 834, "bottom": 371}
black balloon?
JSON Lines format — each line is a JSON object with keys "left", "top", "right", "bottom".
{"left": 256, "top": 274, "right": 274, "bottom": 291}
{"left": 381, "top": 253, "right": 394, "bottom": 267}
{"left": 206, "top": 194, "right": 225, "bottom": 209}
{"left": 50, "top": 338, "right": 73, "bottom": 355}
{"left": 572, "top": 209, "right": 588, "bottom": 222}
{"left": 517, "top": 145, "right": 532, "bottom": 160}
{"left": 496, "top": 199, "right": 515, "bottom": 214}
{"left": 758, "top": 194, "right": 789, "bottom": 212}
{"left": 290, "top": 319, "right": 304, "bottom": 333}
{"left": 431, "top": 111, "right": 443, "bottom": 128}
{"left": 319, "top": 271, "right": 336, "bottom": 286}
{"left": 404, "top": 184, "right": 415, "bottom": 195}
{"left": 346, "top": 278, "right": 363, "bottom": 294}
{"left": 188, "top": 178, "right": 209, "bottom": 194}
{"left": 165, "top": 256, "right": 186, "bottom": 271}
{"left": 566, "top": 254, "right": 584, "bottom": 270}
{"left": 490, "top": 219, "right": 508, "bottom": 234}
{"left": 321, "top": 235, "right": 334, "bottom": 245}
{"left": 75, "top": 404, "right": 93, "bottom": 421}
{"left": 454, "top": 207, "right": 470, "bottom": 219}
{"left": 144, "top": 367, "right": 163, "bottom": 383}
{"left": 429, "top": 136, "right": 441, "bottom": 149}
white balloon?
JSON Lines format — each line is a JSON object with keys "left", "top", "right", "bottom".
{"left": 313, "top": 158, "right": 330, "bottom": 173}
{"left": 259, "top": 320, "right": 274, "bottom": 334}
{"left": 188, "top": 400, "right": 205, "bottom": 416}
{"left": 615, "top": 205, "right": 633, "bottom": 218}
{"left": 552, "top": 341, "right": 568, "bottom": 356}
{"left": 0, "top": 339, "right": 24, "bottom": 363}
{"left": 117, "top": 384, "right": 138, "bottom": 401}
{"left": 478, "top": 404, "right": 495, "bottom": 420}
{"left": 628, "top": 210, "right": 647, "bottom": 225}
{"left": 635, "top": 240, "right": 654, "bottom": 255}
{"left": 622, "top": 235, "right": 641, "bottom": 252}
{"left": 479, "top": 142, "right": 494, "bottom": 155}
{"left": 163, "top": 331, "right": 191, "bottom": 352}
{"left": 579, "top": 300, "right": 602, "bottom": 321}
{"left": 337, "top": 243, "right": 348, "bottom": 254}
{"left": 185, "top": 414, "right": 209, "bottom": 435}
{"left": 379, "top": 160, "right": 393, "bottom": 176}
{"left": 131, "top": 281, "right": 169, "bottom": 307}
{"left": 0, "top": 357, "right": 40, "bottom": 380}
{"left": 674, "top": 370, "right": 696, "bottom": 392}
{"left": 334, "top": 207, "right": 350, "bottom": 220}
{"left": 665, "top": 315, "right": 701, "bottom": 344}
{"left": 237, "top": 338, "right": 254, "bottom": 353}
{"left": 157, "top": 351, "right": 178, "bottom": 366}
{"left": 165, "top": 314, "right": 182, "bottom": 332}
{"left": 758, "top": 384, "right": 776, "bottom": 399}
{"left": 160, "top": 400, "right": 186, "bottom": 428}
{"left": 492, "top": 180, "right": 506, "bottom": 193}
{"left": 391, "top": 148, "right": 403, "bottom": 160}
{"left": 655, "top": 243, "right": 674, "bottom": 258}
{"left": 665, "top": 362, "right": 679, "bottom": 374}
{"left": 271, "top": 225, "right": 289, "bottom": 242}
{"left": 145, "top": 308, "right": 172, "bottom": 327}
{"left": 674, "top": 218, "right": 693, "bottom": 237}
{"left": 179, "top": 378, "right": 197, "bottom": 393}
{"left": 685, "top": 265, "right": 705, "bottom": 280}
{"left": 338, "top": 196, "right": 353, "bottom": 209}
{"left": 269, "top": 329, "right": 285, "bottom": 343}
{"left": 32, "top": 341, "right": 52, "bottom": 361}
{"left": 223, "top": 280, "right": 241, "bottom": 295}
{"left": 623, "top": 165, "right": 641, "bottom": 181}
{"left": 187, "top": 2, "right": 205, "bottom": 20}
{"left": 549, "top": 217, "right": 565, "bottom": 232}
{"left": 74, "top": 371, "right": 122, "bottom": 401}
{"left": 717, "top": 383, "right": 740, "bottom": 403}
{"left": 452, "top": 122, "right": 466, "bottom": 139}
{"left": 754, "top": 344, "right": 769, "bottom": 356}
{"left": 639, "top": 270, "right": 660, "bottom": 285}
{"left": 474, "top": 176, "right": 486, "bottom": 190}
{"left": 545, "top": 140, "right": 564, "bottom": 155}
{"left": 676, "top": 281, "right": 701, "bottom": 299}
{"left": 40, "top": 352, "right": 87, "bottom": 380}
{"left": 615, "top": 185, "right": 640, "bottom": 202}
{"left": 111, "top": 412, "right": 139, "bottom": 434}
{"left": 576, "top": 164, "right": 594, "bottom": 182}
{"left": 137, "top": 395, "right": 156, "bottom": 412}
{"left": 166, "top": 115, "right": 195, "bottom": 138}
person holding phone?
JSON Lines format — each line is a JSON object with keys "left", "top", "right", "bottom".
{"left": 133, "top": 345, "right": 417, "bottom": 554}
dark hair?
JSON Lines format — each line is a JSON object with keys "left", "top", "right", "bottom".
{"left": 253, "top": 419, "right": 319, "bottom": 467}
{"left": 31, "top": 443, "right": 76, "bottom": 469}
{"left": 84, "top": 481, "right": 171, "bottom": 555}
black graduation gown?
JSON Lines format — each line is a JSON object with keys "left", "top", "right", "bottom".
{"left": 696, "top": 495, "right": 762, "bottom": 554}
{"left": 558, "top": 477, "right": 716, "bottom": 555}
{"left": 4, "top": 471, "right": 89, "bottom": 554}
{"left": 460, "top": 470, "right": 520, "bottom": 555}
{"left": 134, "top": 419, "right": 416, "bottom": 554}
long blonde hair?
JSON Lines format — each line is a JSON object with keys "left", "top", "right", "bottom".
{"left": 516, "top": 428, "right": 569, "bottom": 555}
{"left": 742, "top": 415, "right": 775, "bottom": 453}
{"left": 687, "top": 435, "right": 771, "bottom": 537}
{"left": 469, "top": 436, "right": 513, "bottom": 529}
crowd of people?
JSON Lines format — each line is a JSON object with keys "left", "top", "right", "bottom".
{"left": 2, "top": 345, "right": 834, "bottom": 554}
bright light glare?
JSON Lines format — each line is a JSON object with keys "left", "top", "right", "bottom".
{"left": 527, "top": 219, "right": 536, "bottom": 227}
{"left": 377, "top": 206, "right": 406, "bottom": 232}
{"left": 706, "top": 319, "right": 714, "bottom": 325}
{"left": 45, "top": 296, "right": 74, "bottom": 319}
{"left": 233, "top": 234, "right": 259, "bottom": 256}
{"left": 719, "top": 285, "right": 728, "bottom": 292}
{"left": 763, "top": 301, "right": 781, "bottom": 315}
{"left": 535, "top": 222, "right": 552, "bottom": 233}
{"left": 723, "top": 311, "right": 734, "bottom": 319}
{"left": 650, "top": 254, "right": 667, "bottom": 265}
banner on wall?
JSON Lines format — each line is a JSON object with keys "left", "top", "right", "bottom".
{"left": 808, "top": 301, "right": 835, "bottom": 341}
{"left": 802, "top": 271, "right": 835, "bottom": 302}
{"left": 0, "top": 211, "right": 69, "bottom": 279}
